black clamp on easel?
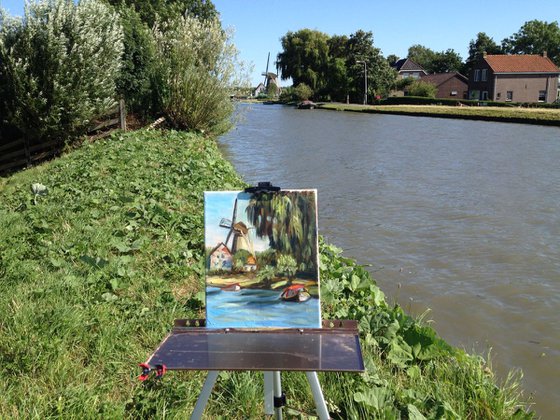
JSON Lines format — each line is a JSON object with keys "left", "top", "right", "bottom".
{"left": 243, "top": 181, "right": 281, "bottom": 194}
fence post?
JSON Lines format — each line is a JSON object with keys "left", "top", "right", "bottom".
{"left": 23, "top": 135, "right": 31, "bottom": 167}
{"left": 119, "top": 99, "right": 127, "bottom": 131}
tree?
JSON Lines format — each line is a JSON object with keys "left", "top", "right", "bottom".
{"left": 277, "top": 29, "right": 330, "bottom": 95}
{"left": 293, "top": 83, "right": 313, "bottom": 101}
{"left": 115, "top": 6, "right": 157, "bottom": 117}
{"left": 408, "top": 44, "right": 437, "bottom": 72}
{"left": 407, "top": 80, "right": 437, "bottom": 98}
{"left": 465, "top": 32, "right": 502, "bottom": 76}
{"left": 386, "top": 54, "right": 399, "bottom": 66}
{"left": 103, "top": 0, "right": 217, "bottom": 28}
{"left": 152, "top": 15, "right": 245, "bottom": 135}
{"left": 245, "top": 192, "right": 318, "bottom": 275}
{"left": 408, "top": 45, "right": 463, "bottom": 74}
{"left": 346, "top": 30, "right": 396, "bottom": 101}
{"left": 0, "top": 0, "right": 123, "bottom": 144}
{"left": 431, "top": 49, "right": 463, "bottom": 73}
{"left": 502, "top": 20, "right": 560, "bottom": 65}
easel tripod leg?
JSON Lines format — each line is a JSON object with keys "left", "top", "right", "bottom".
{"left": 273, "top": 371, "right": 283, "bottom": 420}
{"left": 191, "top": 370, "right": 219, "bottom": 420}
{"left": 305, "top": 372, "right": 330, "bottom": 420}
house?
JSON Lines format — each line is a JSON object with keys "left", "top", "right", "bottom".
{"left": 209, "top": 242, "right": 233, "bottom": 271}
{"left": 392, "top": 58, "right": 427, "bottom": 79}
{"left": 253, "top": 82, "right": 266, "bottom": 97}
{"left": 243, "top": 255, "right": 257, "bottom": 272}
{"left": 421, "top": 72, "right": 468, "bottom": 99}
{"left": 468, "top": 52, "right": 560, "bottom": 103}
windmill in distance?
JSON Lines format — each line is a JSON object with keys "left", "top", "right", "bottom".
{"left": 260, "top": 52, "right": 279, "bottom": 95}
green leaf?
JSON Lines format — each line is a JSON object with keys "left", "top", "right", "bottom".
{"left": 407, "top": 404, "right": 427, "bottom": 420}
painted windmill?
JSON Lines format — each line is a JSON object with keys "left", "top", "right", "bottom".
{"left": 219, "top": 198, "right": 256, "bottom": 258}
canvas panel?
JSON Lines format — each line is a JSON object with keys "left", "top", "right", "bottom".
{"left": 204, "top": 190, "right": 320, "bottom": 328}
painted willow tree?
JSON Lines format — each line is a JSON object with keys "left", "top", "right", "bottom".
{"left": 245, "top": 192, "right": 318, "bottom": 277}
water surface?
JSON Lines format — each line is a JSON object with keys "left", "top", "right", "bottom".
{"left": 218, "top": 103, "right": 560, "bottom": 418}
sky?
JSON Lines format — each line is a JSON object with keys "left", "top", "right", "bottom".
{"left": 2, "top": 0, "right": 559, "bottom": 86}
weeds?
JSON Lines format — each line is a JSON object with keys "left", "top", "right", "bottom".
{"left": 0, "top": 129, "right": 533, "bottom": 418}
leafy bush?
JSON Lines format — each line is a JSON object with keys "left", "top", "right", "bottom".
{"left": 406, "top": 80, "right": 437, "bottom": 98}
{"left": 152, "top": 15, "right": 247, "bottom": 135}
{"left": 0, "top": 0, "right": 123, "bottom": 144}
{"left": 293, "top": 82, "right": 313, "bottom": 101}
{"left": 114, "top": 5, "right": 157, "bottom": 118}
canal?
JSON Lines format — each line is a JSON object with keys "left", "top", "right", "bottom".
{"left": 218, "top": 103, "right": 559, "bottom": 418}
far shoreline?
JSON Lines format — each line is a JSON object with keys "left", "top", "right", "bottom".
{"left": 316, "top": 102, "right": 560, "bottom": 127}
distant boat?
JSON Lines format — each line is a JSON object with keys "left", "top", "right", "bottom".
{"left": 297, "top": 100, "right": 317, "bottom": 109}
{"left": 222, "top": 283, "right": 241, "bottom": 292}
{"left": 280, "top": 284, "right": 311, "bottom": 302}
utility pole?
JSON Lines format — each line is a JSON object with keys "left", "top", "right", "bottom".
{"left": 356, "top": 60, "right": 367, "bottom": 105}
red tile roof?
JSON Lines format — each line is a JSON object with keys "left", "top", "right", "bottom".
{"left": 485, "top": 54, "right": 560, "bottom": 73}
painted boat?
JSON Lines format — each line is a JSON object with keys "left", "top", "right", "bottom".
{"left": 297, "top": 100, "right": 317, "bottom": 109}
{"left": 280, "top": 284, "right": 311, "bottom": 302}
{"left": 222, "top": 283, "right": 241, "bottom": 292}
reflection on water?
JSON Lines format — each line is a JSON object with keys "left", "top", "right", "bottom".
{"left": 219, "top": 103, "right": 560, "bottom": 418}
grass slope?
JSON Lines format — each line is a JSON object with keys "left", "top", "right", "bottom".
{"left": 319, "top": 103, "right": 560, "bottom": 126}
{"left": 0, "top": 129, "right": 533, "bottom": 418}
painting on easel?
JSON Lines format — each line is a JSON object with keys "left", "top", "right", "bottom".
{"left": 204, "top": 190, "right": 320, "bottom": 328}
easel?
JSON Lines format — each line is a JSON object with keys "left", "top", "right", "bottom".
{"left": 142, "top": 319, "right": 363, "bottom": 419}
{"left": 140, "top": 184, "right": 364, "bottom": 419}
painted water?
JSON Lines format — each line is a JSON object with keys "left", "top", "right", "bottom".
{"left": 218, "top": 103, "right": 560, "bottom": 418}
{"left": 205, "top": 287, "right": 321, "bottom": 328}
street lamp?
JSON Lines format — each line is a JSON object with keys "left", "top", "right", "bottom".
{"left": 356, "top": 60, "right": 367, "bottom": 105}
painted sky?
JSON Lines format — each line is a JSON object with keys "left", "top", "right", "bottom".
{"left": 204, "top": 191, "right": 270, "bottom": 253}
{"left": 3, "top": 0, "right": 559, "bottom": 86}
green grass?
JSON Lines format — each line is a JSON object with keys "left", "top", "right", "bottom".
{"left": 319, "top": 102, "right": 560, "bottom": 126}
{"left": 0, "top": 129, "right": 534, "bottom": 418}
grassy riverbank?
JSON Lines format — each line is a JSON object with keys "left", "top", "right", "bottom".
{"left": 319, "top": 102, "right": 560, "bottom": 126}
{"left": 0, "top": 129, "right": 534, "bottom": 418}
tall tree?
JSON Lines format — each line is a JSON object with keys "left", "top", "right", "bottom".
{"left": 103, "top": 0, "right": 217, "bottom": 27}
{"left": 408, "top": 45, "right": 463, "bottom": 73}
{"left": 277, "top": 29, "right": 330, "bottom": 96}
{"left": 502, "top": 20, "right": 560, "bottom": 65}
{"left": 346, "top": 30, "right": 395, "bottom": 101}
{"left": 465, "top": 32, "right": 502, "bottom": 76}
{"left": 245, "top": 192, "right": 318, "bottom": 275}
{"left": 431, "top": 49, "right": 464, "bottom": 73}
{"left": 407, "top": 44, "right": 436, "bottom": 72}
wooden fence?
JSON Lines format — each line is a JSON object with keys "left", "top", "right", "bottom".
{"left": 0, "top": 100, "right": 126, "bottom": 176}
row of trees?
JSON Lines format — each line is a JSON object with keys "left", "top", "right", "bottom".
{"left": 0, "top": 0, "right": 244, "bottom": 145}
{"left": 277, "top": 29, "right": 396, "bottom": 103}
{"left": 276, "top": 20, "right": 560, "bottom": 102}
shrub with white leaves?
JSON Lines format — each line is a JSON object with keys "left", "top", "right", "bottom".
{"left": 0, "top": 0, "right": 123, "bottom": 143}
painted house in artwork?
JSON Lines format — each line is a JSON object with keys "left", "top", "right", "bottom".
{"left": 243, "top": 255, "right": 257, "bottom": 272}
{"left": 469, "top": 52, "right": 560, "bottom": 103}
{"left": 209, "top": 242, "right": 233, "bottom": 271}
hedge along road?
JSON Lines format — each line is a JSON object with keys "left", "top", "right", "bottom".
{"left": 219, "top": 103, "right": 560, "bottom": 419}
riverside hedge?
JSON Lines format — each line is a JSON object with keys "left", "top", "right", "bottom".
{"left": 0, "top": 129, "right": 533, "bottom": 418}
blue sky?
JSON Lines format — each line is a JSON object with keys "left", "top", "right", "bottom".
{"left": 2, "top": 0, "right": 558, "bottom": 86}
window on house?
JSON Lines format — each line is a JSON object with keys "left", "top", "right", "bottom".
{"left": 506, "top": 91, "right": 513, "bottom": 101}
{"left": 450, "top": 90, "right": 457, "bottom": 96}
{"left": 470, "top": 90, "right": 479, "bottom": 100}
{"left": 481, "top": 69, "right": 488, "bottom": 81}
{"left": 482, "top": 91, "right": 489, "bottom": 100}
{"left": 538, "top": 90, "right": 546, "bottom": 102}
{"left": 474, "top": 69, "right": 480, "bottom": 82}
{"left": 496, "top": 92, "right": 501, "bottom": 100}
